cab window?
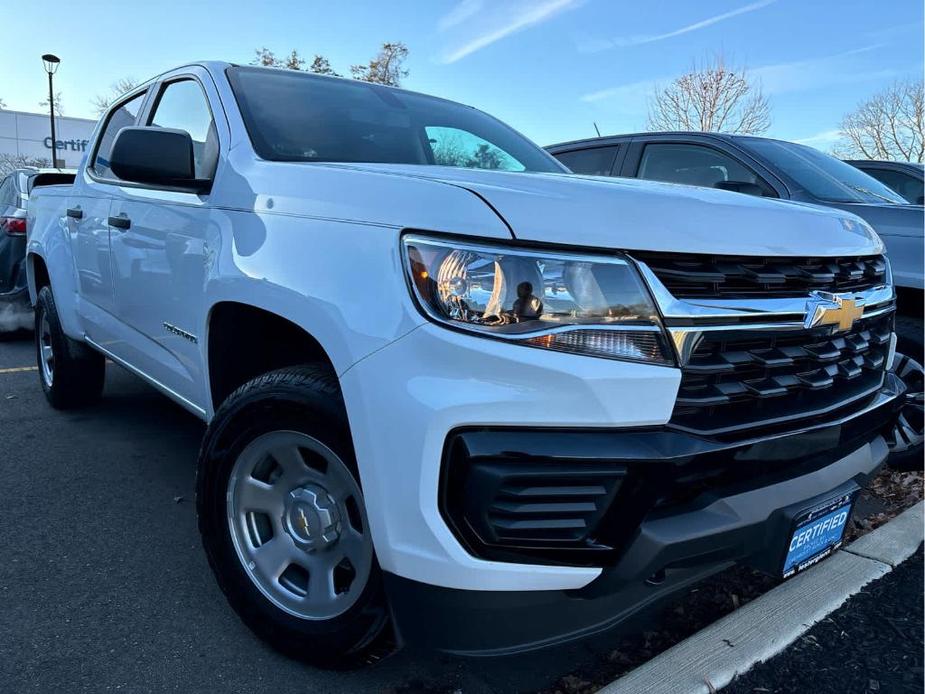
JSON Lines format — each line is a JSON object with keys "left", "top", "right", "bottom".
{"left": 92, "top": 91, "right": 146, "bottom": 179}
{"left": 553, "top": 146, "right": 619, "bottom": 176}
{"left": 638, "top": 143, "right": 770, "bottom": 194}
{"left": 147, "top": 80, "right": 219, "bottom": 179}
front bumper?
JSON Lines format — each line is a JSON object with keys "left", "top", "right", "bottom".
{"left": 386, "top": 413, "right": 894, "bottom": 655}
{"left": 341, "top": 322, "right": 902, "bottom": 653}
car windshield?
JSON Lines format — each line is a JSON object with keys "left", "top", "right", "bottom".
{"left": 227, "top": 66, "right": 563, "bottom": 173}
{"left": 744, "top": 138, "right": 908, "bottom": 205}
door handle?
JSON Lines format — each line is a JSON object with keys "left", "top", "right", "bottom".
{"left": 66, "top": 207, "right": 83, "bottom": 220}
{"left": 108, "top": 215, "right": 131, "bottom": 230}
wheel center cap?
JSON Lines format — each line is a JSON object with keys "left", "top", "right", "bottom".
{"left": 283, "top": 485, "right": 341, "bottom": 551}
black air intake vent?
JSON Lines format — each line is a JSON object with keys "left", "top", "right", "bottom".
{"left": 441, "top": 432, "right": 627, "bottom": 565}
{"left": 484, "top": 470, "right": 621, "bottom": 543}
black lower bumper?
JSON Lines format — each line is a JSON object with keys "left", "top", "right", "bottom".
{"left": 385, "top": 375, "right": 903, "bottom": 655}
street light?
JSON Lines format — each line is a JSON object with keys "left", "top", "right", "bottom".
{"left": 42, "top": 54, "right": 60, "bottom": 169}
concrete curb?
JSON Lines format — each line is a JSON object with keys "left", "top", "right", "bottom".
{"left": 599, "top": 500, "right": 924, "bottom": 694}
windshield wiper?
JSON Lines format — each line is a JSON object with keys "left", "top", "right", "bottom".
{"left": 846, "top": 184, "right": 903, "bottom": 205}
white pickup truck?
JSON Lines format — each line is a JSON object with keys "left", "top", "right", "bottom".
{"left": 27, "top": 62, "right": 907, "bottom": 666}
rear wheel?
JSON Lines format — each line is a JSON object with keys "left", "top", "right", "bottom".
{"left": 197, "top": 366, "right": 391, "bottom": 668}
{"left": 886, "top": 315, "right": 923, "bottom": 470}
{"left": 34, "top": 286, "right": 105, "bottom": 409}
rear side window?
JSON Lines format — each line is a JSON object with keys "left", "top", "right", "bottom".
{"left": 638, "top": 143, "right": 768, "bottom": 193}
{"left": 0, "top": 175, "right": 15, "bottom": 210}
{"left": 92, "top": 92, "right": 146, "bottom": 179}
{"left": 553, "top": 146, "right": 619, "bottom": 176}
{"left": 861, "top": 168, "right": 924, "bottom": 205}
{"left": 147, "top": 79, "right": 218, "bottom": 179}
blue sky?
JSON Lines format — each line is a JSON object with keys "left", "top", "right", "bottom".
{"left": 1, "top": 0, "right": 921, "bottom": 149}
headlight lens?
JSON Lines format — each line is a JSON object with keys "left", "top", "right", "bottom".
{"left": 402, "top": 235, "right": 673, "bottom": 364}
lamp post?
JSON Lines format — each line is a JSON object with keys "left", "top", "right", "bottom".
{"left": 42, "top": 54, "right": 61, "bottom": 169}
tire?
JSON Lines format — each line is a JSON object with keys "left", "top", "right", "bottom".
{"left": 197, "top": 365, "right": 392, "bottom": 668}
{"left": 886, "top": 315, "right": 923, "bottom": 471}
{"left": 35, "top": 286, "right": 105, "bottom": 409}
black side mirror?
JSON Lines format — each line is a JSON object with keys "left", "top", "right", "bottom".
{"left": 109, "top": 127, "right": 209, "bottom": 192}
{"left": 714, "top": 180, "right": 765, "bottom": 197}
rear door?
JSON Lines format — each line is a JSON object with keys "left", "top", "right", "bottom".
{"left": 107, "top": 69, "right": 223, "bottom": 408}
{"left": 70, "top": 89, "right": 147, "bottom": 327}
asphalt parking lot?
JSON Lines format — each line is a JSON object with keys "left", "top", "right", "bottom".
{"left": 0, "top": 333, "right": 638, "bottom": 694}
{"left": 1, "top": 331, "right": 921, "bottom": 694}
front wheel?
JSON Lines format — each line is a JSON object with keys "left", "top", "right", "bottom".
{"left": 886, "top": 316, "right": 923, "bottom": 471}
{"left": 197, "top": 366, "right": 391, "bottom": 668}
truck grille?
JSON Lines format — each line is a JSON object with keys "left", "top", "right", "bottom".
{"left": 671, "top": 311, "right": 893, "bottom": 436}
{"left": 634, "top": 252, "right": 887, "bottom": 299}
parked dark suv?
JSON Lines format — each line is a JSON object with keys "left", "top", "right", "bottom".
{"left": 0, "top": 168, "right": 74, "bottom": 332}
{"left": 548, "top": 133, "right": 924, "bottom": 469}
{"left": 845, "top": 160, "right": 924, "bottom": 205}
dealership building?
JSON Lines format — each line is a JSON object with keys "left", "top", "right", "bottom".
{"left": 0, "top": 109, "right": 98, "bottom": 169}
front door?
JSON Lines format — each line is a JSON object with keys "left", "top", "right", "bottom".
{"left": 108, "top": 76, "right": 220, "bottom": 407}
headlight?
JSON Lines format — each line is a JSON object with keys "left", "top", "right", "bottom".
{"left": 402, "top": 234, "right": 674, "bottom": 365}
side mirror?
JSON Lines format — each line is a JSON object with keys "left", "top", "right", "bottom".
{"left": 916, "top": 195, "right": 924, "bottom": 205}
{"left": 714, "top": 180, "right": 765, "bottom": 197}
{"left": 109, "top": 127, "right": 209, "bottom": 192}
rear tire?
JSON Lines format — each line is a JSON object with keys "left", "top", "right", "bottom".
{"left": 886, "top": 315, "right": 923, "bottom": 471}
{"left": 35, "top": 286, "right": 105, "bottom": 409}
{"left": 197, "top": 365, "right": 392, "bottom": 668}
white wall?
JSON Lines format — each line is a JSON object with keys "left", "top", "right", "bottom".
{"left": 0, "top": 110, "right": 97, "bottom": 169}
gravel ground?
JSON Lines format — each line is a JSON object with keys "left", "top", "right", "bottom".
{"left": 725, "top": 547, "right": 924, "bottom": 693}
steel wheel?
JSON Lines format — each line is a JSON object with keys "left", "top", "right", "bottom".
{"left": 887, "top": 353, "right": 924, "bottom": 454}
{"left": 227, "top": 430, "right": 373, "bottom": 620}
{"left": 39, "top": 313, "right": 54, "bottom": 387}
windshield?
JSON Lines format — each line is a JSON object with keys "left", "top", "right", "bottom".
{"left": 227, "top": 66, "right": 563, "bottom": 173}
{"left": 744, "top": 138, "right": 908, "bottom": 205}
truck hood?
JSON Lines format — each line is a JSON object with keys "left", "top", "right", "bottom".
{"left": 323, "top": 163, "right": 884, "bottom": 257}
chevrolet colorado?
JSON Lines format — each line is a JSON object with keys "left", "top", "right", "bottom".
{"left": 548, "top": 132, "right": 924, "bottom": 469}
{"left": 27, "top": 62, "right": 905, "bottom": 666}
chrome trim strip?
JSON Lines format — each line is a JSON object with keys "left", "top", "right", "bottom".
{"left": 633, "top": 259, "right": 895, "bottom": 321}
{"left": 667, "top": 302, "right": 895, "bottom": 365}
{"left": 84, "top": 336, "right": 208, "bottom": 419}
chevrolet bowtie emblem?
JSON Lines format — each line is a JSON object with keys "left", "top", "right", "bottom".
{"left": 804, "top": 291, "right": 865, "bottom": 331}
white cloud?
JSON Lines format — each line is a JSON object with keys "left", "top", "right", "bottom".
{"left": 437, "top": 0, "right": 582, "bottom": 64}
{"left": 793, "top": 129, "right": 842, "bottom": 148}
{"left": 437, "top": 0, "right": 483, "bottom": 32}
{"left": 579, "top": 0, "right": 777, "bottom": 52}
{"left": 749, "top": 45, "right": 900, "bottom": 94}
{"left": 580, "top": 77, "right": 664, "bottom": 104}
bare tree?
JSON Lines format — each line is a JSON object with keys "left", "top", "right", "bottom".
{"left": 647, "top": 56, "right": 770, "bottom": 134}
{"left": 0, "top": 98, "right": 6, "bottom": 110}
{"left": 251, "top": 42, "right": 409, "bottom": 85}
{"left": 351, "top": 42, "right": 409, "bottom": 86}
{"left": 309, "top": 55, "right": 341, "bottom": 77}
{"left": 39, "top": 91, "right": 64, "bottom": 117}
{"left": 252, "top": 47, "right": 281, "bottom": 67}
{"left": 91, "top": 77, "right": 141, "bottom": 116}
{"left": 835, "top": 80, "right": 924, "bottom": 162}
{"left": 0, "top": 153, "right": 51, "bottom": 176}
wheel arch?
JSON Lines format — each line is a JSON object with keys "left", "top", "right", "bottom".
{"left": 204, "top": 301, "right": 341, "bottom": 414}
